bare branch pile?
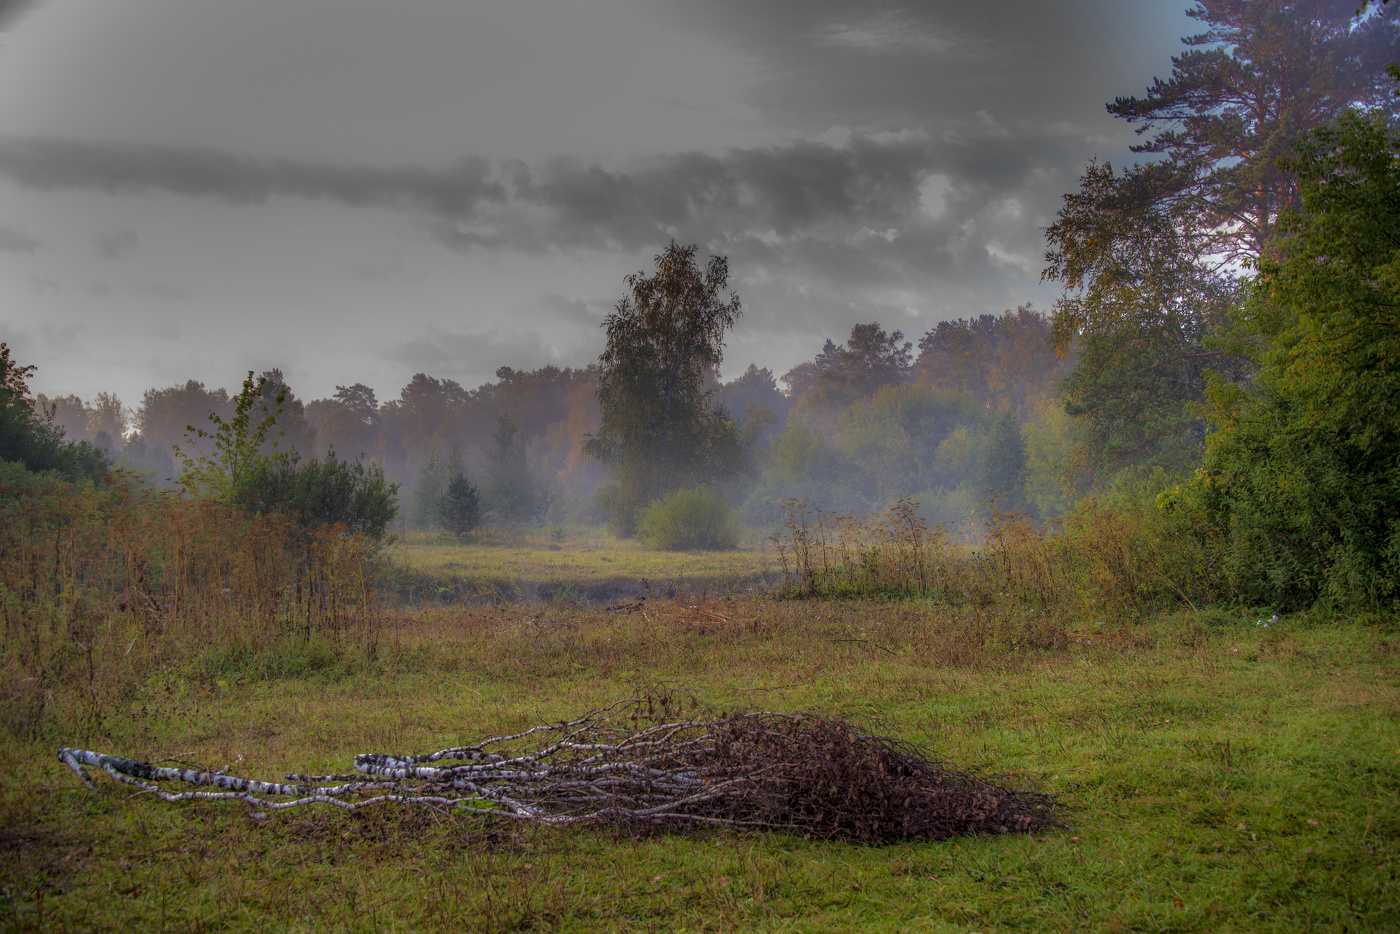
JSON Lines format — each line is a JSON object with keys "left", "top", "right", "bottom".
{"left": 59, "top": 689, "right": 1058, "bottom": 843}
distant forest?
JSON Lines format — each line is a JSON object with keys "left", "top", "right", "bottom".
{"left": 15, "top": 0, "right": 1400, "bottom": 614}
{"left": 37, "top": 305, "right": 1077, "bottom": 529}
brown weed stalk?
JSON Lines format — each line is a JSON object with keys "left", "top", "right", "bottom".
{"left": 771, "top": 495, "right": 1227, "bottom": 615}
{"left": 0, "top": 467, "right": 382, "bottom": 736}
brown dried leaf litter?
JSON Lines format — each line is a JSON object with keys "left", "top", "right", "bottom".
{"left": 60, "top": 687, "right": 1058, "bottom": 845}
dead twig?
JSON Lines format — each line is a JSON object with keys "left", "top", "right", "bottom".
{"left": 833, "top": 638, "right": 898, "bottom": 656}
{"left": 58, "top": 686, "right": 1058, "bottom": 844}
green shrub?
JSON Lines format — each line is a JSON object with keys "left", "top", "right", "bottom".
{"left": 1197, "top": 114, "right": 1400, "bottom": 611}
{"left": 439, "top": 471, "right": 482, "bottom": 539}
{"left": 238, "top": 449, "right": 399, "bottom": 540}
{"left": 1, "top": 343, "right": 110, "bottom": 483}
{"left": 638, "top": 488, "right": 740, "bottom": 551}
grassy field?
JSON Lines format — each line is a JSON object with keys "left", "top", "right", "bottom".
{"left": 381, "top": 529, "right": 782, "bottom": 604}
{"left": 3, "top": 596, "right": 1397, "bottom": 932}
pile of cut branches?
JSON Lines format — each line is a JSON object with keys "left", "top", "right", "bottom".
{"left": 58, "top": 688, "right": 1058, "bottom": 843}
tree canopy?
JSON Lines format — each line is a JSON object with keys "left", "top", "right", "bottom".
{"left": 1194, "top": 113, "right": 1400, "bottom": 608}
{"left": 1107, "top": 0, "right": 1399, "bottom": 262}
{"left": 0, "top": 343, "right": 110, "bottom": 483}
{"left": 177, "top": 372, "right": 397, "bottom": 539}
{"left": 584, "top": 241, "right": 747, "bottom": 534}
{"left": 1043, "top": 0, "right": 1398, "bottom": 481}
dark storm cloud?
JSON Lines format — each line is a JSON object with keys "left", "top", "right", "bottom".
{"left": 0, "top": 136, "right": 504, "bottom": 215}
{"left": 474, "top": 123, "right": 1087, "bottom": 301}
{"left": 0, "top": 224, "right": 40, "bottom": 252}
{"left": 0, "top": 0, "right": 40, "bottom": 31}
{"left": 0, "top": 124, "right": 1079, "bottom": 249}
{"left": 0, "top": 124, "right": 1087, "bottom": 319}
{"left": 437, "top": 128, "right": 1065, "bottom": 258}
{"left": 653, "top": 0, "right": 1163, "bottom": 133}
{"left": 479, "top": 145, "right": 873, "bottom": 254}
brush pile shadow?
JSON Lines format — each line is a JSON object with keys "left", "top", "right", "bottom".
{"left": 58, "top": 688, "right": 1057, "bottom": 844}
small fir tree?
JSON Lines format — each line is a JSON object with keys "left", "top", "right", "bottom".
{"left": 439, "top": 472, "right": 483, "bottom": 539}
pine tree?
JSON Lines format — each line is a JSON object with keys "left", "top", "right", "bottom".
{"left": 484, "top": 414, "right": 541, "bottom": 526}
{"left": 439, "top": 472, "right": 482, "bottom": 539}
{"left": 1107, "top": 0, "right": 1398, "bottom": 263}
{"left": 978, "top": 413, "right": 1029, "bottom": 515}
{"left": 1044, "top": 0, "right": 1399, "bottom": 480}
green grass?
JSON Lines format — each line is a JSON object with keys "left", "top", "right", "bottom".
{"left": 3, "top": 601, "right": 1398, "bottom": 931}
{"left": 382, "top": 528, "right": 780, "bottom": 603}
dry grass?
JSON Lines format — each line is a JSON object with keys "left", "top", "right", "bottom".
{"left": 0, "top": 466, "right": 382, "bottom": 740}
{"left": 3, "top": 597, "right": 1397, "bottom": 931}
{"left": 772, "top": 494, "right": 1229, "bottom": 618}
{"left": 2, "top": 471, "right": 1396, "bottom": 930}
{"left": 382, "top": 529, "right": 780, "bottom": 604}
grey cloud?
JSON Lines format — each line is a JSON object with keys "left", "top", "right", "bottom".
{"left": 94, "top": 226, "right": 138, "bottom": 259}
{"left": 386, "top": 327, "right": 595, "bottom": 386}
{"left": 0, "top": 0, "right": 40, "bottom": 30}
{"left": 654, "top": 0, "right": 1180, "bottom": 141}
{"left": 495, "top": 136, "right": 932, "bottom": 256}
{"left": 809, "top": 11, "right": 959, "bottom": 56}
{"left": 0, "top": 128, "right": 1079, "bottom": 270}
{"left": 349, "top": 257, "right": 410, "bottom": 282}
{"left": 133, "top": 280, "right": 192, "bottom": 301}
{"left": 484, "top": 128, "right": 1083, "bottom": 297}
{"left": 0, "top": 127, "right": 1078, "bottom": 345}
{"left": 534, "top": 293, "right": 602, "bottom": 328}
{"left": 0, "top": 224, "right": 41, "bottom": 252}
{"left": 0, "top": 137, "right": 505, "bottom": 215}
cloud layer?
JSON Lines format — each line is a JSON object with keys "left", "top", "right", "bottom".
{"left": 0, "top": 0, "right": 1192, "bottom": 403}
{"left": 0, "top": 123, "right": 1078, "bottom": 296}
{"left": 0, "top": 137, "right": 502, "bottom": 215}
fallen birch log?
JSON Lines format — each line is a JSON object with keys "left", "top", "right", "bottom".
{"left": 58, "top": 688, "right": 1058, "bottom": 843}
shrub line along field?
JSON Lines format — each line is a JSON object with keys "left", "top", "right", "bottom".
{"left": 2, "top": 592, "right": 1397, "bottom": 932}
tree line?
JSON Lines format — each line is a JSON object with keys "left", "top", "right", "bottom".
{"left": 18, "top": 292, "right": 1070, "bottom": 537}
{"left": 8, "top": 0, "right": 1399, "bottom": 610}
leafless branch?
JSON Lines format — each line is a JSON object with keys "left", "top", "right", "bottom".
{"left": 59, "top": 687, "right": 1058, "bottom": 843}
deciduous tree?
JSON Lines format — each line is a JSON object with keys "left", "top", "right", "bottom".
{"left": 1194, "top": 113, "right": 1400, "bottom": 608}
{"left": 0, "top": 344, "right": 109, "bottom": 482}
{"left": 1043, "top": 0, "right": 1397, "bottom": 480}
{"left": 584, "top": 241, "right": 746, "bottom": 534}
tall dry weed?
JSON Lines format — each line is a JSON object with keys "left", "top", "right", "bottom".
{"left": 771, "top": 493, "right": 1228, "bottom": 617}
{"left": 0, "top": 466, "right": 383, "bottom": 738}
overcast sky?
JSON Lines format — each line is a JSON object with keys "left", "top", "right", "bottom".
{"left": 0, "top": 0, "right": 1195, "bottom": 407}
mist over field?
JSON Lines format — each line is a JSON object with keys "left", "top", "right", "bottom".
{"left": 34, "top": 307, "right": 1073, "bottom": 533}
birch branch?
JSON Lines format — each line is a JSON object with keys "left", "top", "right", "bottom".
{"left": 58, "top": 687, "right": 1060, "bottom": 843}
